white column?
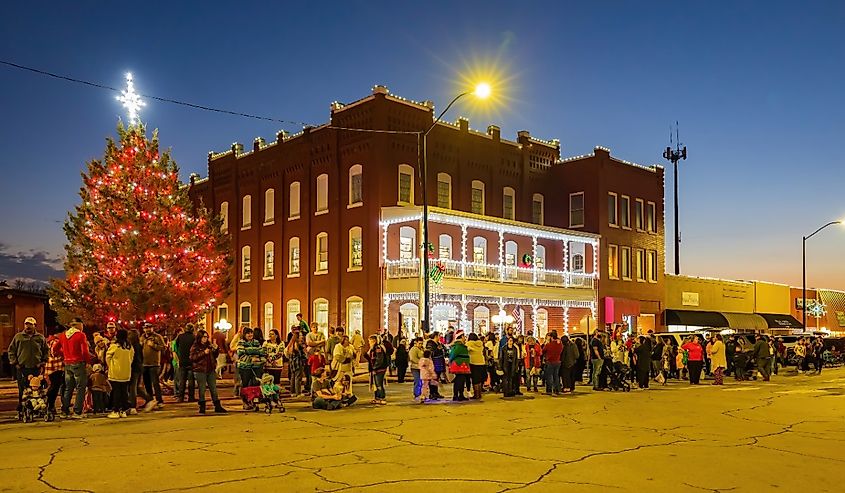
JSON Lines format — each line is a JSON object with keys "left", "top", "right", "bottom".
{"left": 532, "top": 236, "right": 538, "bottom": 285}
{"left": 564, "top": 240, "right": 570, "bottom": 288}
{"left": 460, "top": 294, "right": 469, "bottom": 332}
{"left": 531, "top": 300, "right": 538, "bottom": 336}
{"left": 461, "top": 225, "right": 468, "bottom": 278}
{"left": 498, "top": 230, "right": 505, "bottom": 282}
{"left": 564, "top": 305, "right": 570, "bottom": 334}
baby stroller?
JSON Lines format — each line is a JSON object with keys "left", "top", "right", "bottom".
{"left": 240, "top": 373, "right": 285, "bottom": 414}
{"left": 20, "top": 375, "right": 54, "bottom": 423}
{"left": 608, "top": 362, "right": 632, "bottom": 392}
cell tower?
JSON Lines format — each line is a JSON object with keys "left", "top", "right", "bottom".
{"left": 663, "top": 122, "right": 687, "bottom": 275}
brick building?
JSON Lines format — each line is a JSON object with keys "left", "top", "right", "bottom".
{"left": 554, "top": 148, "right": 666, "bottom": 332}
{"left": 189, "top": 86, "right": 663, "bottom": 338}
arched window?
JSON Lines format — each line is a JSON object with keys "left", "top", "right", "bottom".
{"left": 398, "top": 164, "right": 414, "bottom": 204}
{"left": 346, "top": 296, "right": 363, "bottom": 335}
{"left": 316, "top": 232, "right": 328, "bottom": 272}
{"left": 239, "top": 302, "right": 251, "bottom": 327}
{"left": 349, "top": 226, "right": 363, "bottom": 269}
{"left": 263, "top": 302, "right": 274, "bottom": 333}
{"left": 505, "top": 240, "right": 518, "bottom": 279}
{"left": 220, "top": 201, "right": 229, "bottom": 233}
{"left": 263, "top": 241, "right": 274, "bottom": 278}
{"left": 572, "top": 254, "right": 585, "bottom": 273}
{"left": 471, "top": 180, "right": 485, "bottom": 215}
{"left": 473, "top": 306, "right": 490, "bottom": 333}
{"left": 473, "top": 237, "right": 487, "bottom": 263}
{"left": 313, "top": 298, "right": 329, "bottom": 336}
{"left": 241, "top": 246, "right": 251, "bottom": 281}
{"left": 399, "top": 226, "right": 416, "bottom": 261}
{"left": 286, "top": 299, "right": 301, "bottom": 333}
{"left": 242, "top": 195, "right": 252, "bottom": 229}
{"left": 289, "top": 237, "right": 300, "bottom": 275}
{"left": 536, "top": 308, "right": 549, "bottom": 338}
{"left": 316, "top": 173, "right": 329, "bottom": 214}
{"left": 503, "top": 187, "right": 515, "bottom": 220}
{"left": 217, "top": 303, "right": 229, "bottom": 323}
{"left": 570, "top": 242, "right": 585, "bottom": 273}
{"left": 436, "top": 172, "right": 452, "bottom": 209}
{"left": 535, "top": 244, "right": 547, "bottom": 281}
{"left": 349, "top": 164, "right": 363, "bottom": 206}
{"left": 264, "top": 188, "right": 275, "bottom": 224}
{"left": 532, "top": 193, "right": 544, "bottom": 225}
{"left": 438, "top": 234, "right": 453, "bottom": 259}
{"left": 289, "top": 181, "right": 301, "bottom": 219}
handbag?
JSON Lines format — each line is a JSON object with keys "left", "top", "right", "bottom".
{"left": 448, "top": 361, "right": 471, "bottom": 374}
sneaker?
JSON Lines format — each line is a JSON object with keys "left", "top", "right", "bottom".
{"left": 60, "top": 412, "right": 70, "bottom": 420}
{"left": 155, "top": 402, "right": 165, "bottom": 409}
{"left": 107, "top": 411, "right": 120, "bottom": 419}
{"left": 119, "top": 411, "right": 128, "bottom": 418}
{"left": 144, "top": 401, "right": 157, "bottom": 412}
{"left": 129, "top": 408, "right": 138, "bottom": 415}
{"left": 68, "top": 413, "right": 85, "bottom": 419}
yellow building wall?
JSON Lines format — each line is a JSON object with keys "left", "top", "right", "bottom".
{"left": 753, "top": 281, "right": 790, "bottom": 315}
{"left": 665, "top": 275, "right": 755, "bottom": 313}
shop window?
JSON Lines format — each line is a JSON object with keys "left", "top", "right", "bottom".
{"left": 264, "top": 302, "right": 274, "bottom": 332}
{"left": 346, "top": 297, "right": 363, "bottom": 335}
{"left": 313, "top": 298, "right": 329, "bottom": 336}
{"left": 473, "top": 306, "right": 490, "bottom": 333}
{"left": 286, "top": 300, "right": 301, "bottom": 332}
{"left": 536, "top": 308, "right": 549, "bottom": 338}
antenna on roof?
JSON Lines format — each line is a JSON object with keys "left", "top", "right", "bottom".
{"left": 663, "top": 121, "right": 687, "bottom": 276}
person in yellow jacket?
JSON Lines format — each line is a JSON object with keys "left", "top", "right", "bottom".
{"left": 708, "top": 334, "right": 727, "bottom": 385}
{"left": 106, "top": 329, "right": 135, "bottom": 419}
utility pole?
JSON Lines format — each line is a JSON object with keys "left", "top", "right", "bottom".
{"left": 663, "top": 122, "right": 687, "bottom": 275}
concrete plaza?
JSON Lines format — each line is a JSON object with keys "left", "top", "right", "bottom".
{"left": 1, "top": 368, "right": 844, "bottom": 493}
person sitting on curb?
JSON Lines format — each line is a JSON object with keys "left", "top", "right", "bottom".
{"left": 311, "top": 368, "right": 342, "bottom": 410}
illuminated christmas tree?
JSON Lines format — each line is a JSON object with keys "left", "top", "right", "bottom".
{"left": 50, "top": 121, "right": 231, "bottom": 330}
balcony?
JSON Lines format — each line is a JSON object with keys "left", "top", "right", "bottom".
{"left": 384, "top": 258, "right": 595, "bottom": 289}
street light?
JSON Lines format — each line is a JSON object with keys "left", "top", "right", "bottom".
{"left": 419, "top": 83, "right": 491, "bottom": 333}
{"left": 802, "top": 219, "right": 843, "bottom": 330}
{"left": 491, "top": 309, "right": 514, "bottom": 334}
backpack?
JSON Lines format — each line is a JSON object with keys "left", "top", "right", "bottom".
{"left": 382, "top": 339, "right": 394, "bottom": 358}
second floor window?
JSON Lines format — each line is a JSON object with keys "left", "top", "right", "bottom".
{"left": 289, "top": 237, "right": 300, "bottom": 275}
{"left": 316, "top": 174, "right": 328, "bottom": 213}
{"left": 608, "top": 193, "right": 618, "bottom": 226}
{"left": 349, "top": 165, "right": 363, "bottom": 205}
{"left": 349, "top": 227, "right": 363, "bottom": 269}
{"left": 471, "top": 180, "right": 485, "bottom": 215}
{"left": 241, "top": 246, "right": 251, "bottom": 281}
{"left": 316, "top": 233, "right": 328, "bottom": 272}
{"left": 647, "top": 202, "right": 656, "bottom": 233}
{"left": 399, "top": 226, "right": 415, "bottom": 261}
{"left": 503, "top": 188, "right": 515, "bottom": 220}
{"left": 532, "top": 193, "right": 544, "bottom": 225}
{"left": 264, "top": 242, "right": 274, "bottom": 278}
{"left": 570, "top": 192, "right": 584, "bottom": 227}
{"left": 264, "top": 188, "right": 275, "bottom": 224}
{"left": 620, "top": 196, "right": 630, "bottom": 228}
{"left": 437, "top": 173, "right": 451, "bottom": 208}
{"left": 289, "top": 181, "right": 301, "bottom": 219}
{"left": 398, "top": 164, "right": 413, "bottom": 204}
{"left": 635, "top": 199, "right": 644, "bottom": 230}
{"left": 620, "top": 246, "right": 631, "bottom": 280}
{"left": 220, "top": 201, "right": 229, "bottom": 233}
{"left": 242, "top": 195, "right": 251, "bottom": 229}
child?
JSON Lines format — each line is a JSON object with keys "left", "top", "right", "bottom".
{"left": 418, "top": 350, "right": 440, "bottom": 403}
{"left": 21, "top": 374, "right": 49, "bottom": 420}
{"left": 259, "top": 373, "right": 284, "bottom": 413}
{"left": 89, "top": 364, "right": 111, "bottom": 414}
{"left": 307, "top": 350, "right": 327, "bottom": 382}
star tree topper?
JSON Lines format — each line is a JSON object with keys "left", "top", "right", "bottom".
{"left": 116, "top": 72, "right": 145, "bottom": 124}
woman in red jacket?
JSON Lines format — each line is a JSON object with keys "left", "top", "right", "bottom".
{"left": 681, "top": 336, "right": 705, "bottom": 385}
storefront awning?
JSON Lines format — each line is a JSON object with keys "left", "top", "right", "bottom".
{"left": 604, "top": 297, "right": 640, "bottom": 324}
{"left": 757, "top": 313, "right": 804, "bottom": 329}
{"left": 722, "top": 312, "right": 769, "bottom": 331}
{"left": 665, "top": 310, "right": 728, "bottom": 327}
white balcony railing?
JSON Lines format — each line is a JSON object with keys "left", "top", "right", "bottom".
{"left": 385, "top": 258, "right": 594, "bottom": 289}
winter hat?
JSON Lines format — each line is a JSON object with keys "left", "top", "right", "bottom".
{"left": 260, "top": 373, "right": 274, "bottom": 386}
{"left": 454, "top": 330, "right": 465, "bottom": 339}
{"left": 92, "top": 364, "right": 103, "bottom": 373}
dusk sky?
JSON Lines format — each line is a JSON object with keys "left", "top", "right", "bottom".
{"left": 1, "top": 1, "right": 843, "bottom": 290}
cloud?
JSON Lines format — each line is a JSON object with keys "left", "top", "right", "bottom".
{"left": 0, "top": 242, "right": 64, "bottom": 282}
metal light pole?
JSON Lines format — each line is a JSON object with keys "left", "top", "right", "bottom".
{"left": 802, "top": 220, "right": 843, "bottom": 330}
{"left": 420, "top": 84, "right": 490, "bottom": 333}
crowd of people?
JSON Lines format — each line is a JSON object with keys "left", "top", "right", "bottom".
{"left": 6, "top": 314, "right": 838, "bottom": 421}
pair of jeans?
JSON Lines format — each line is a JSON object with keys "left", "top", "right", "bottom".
{"left": 545, "top": 362, "right": 561, "bottom": 392}
{"left": 452, "top": 374, "right": 467, "bottom": 399}
{"left": 110, "top": 381, "right": 129, "bottom": 412}
{"left": 289, "top": 368, "right": 303, "bottom": 395}
{"left": 15, "top": 367, "right": 40, "bottom": 411}
{"left": 304, "top": 364, "right": 312, "bottom": 393}
{"left": 46, "top": 371, "right": 65, "bottom": 412}
{"left": 177, "top": 365, "right": 195, "bottom": 400}
{"left": 757, "top": 358, "right": 771, "bottom": 380}
{"left": 129, "top": 370, "right": 149, "bottom": 410}
{"left": 63, "top": 362, "right": 88, "bottom": 415}
{"left": 372, "top": 372, "right": 386, "bottom": 399}
{"left": 92, "top": 390, "right": 108, "bottom": 413}
{"left": 411, "top": 368, "right": 422, "bottom": 398}
{"left": 239, "top": 368, "right": 258, "bottom": 388}
{"left": 562, "top": 365, "right": 576, "bottom": 391}
{"left": 143, "top": 365, "right": 163, "bottom": 403}
{"left": 590, "top": 358, "right": 604, "bottom": 388}
{"left": 194, "top": 372, "right": 219, "bottom": 403}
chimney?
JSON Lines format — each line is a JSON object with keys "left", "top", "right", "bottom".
{"left": 231, "top": 142, "right": 244, "bottom": 156}
{"left": 276, "top": 130, "right": 289, "bottom": 143}
{"left": 458, "top": 117, "right": 469, "bottom": 132}
{"left": 487, "top": 125, "right": 500, "bottom": 142}
{"left": 253, "top": 137, "right": 265, "bottom": 152}
{"left": 517, "top": 130, "right": 531, "bottom": 145}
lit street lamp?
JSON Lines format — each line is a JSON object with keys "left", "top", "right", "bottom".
{"left": 802, "top": 220, "right": 843, "bottom": 330}
{"left": 420, "top": 83, "right": 491, "bottom": 332}
{"left": 491, "top": 309, "right": 515, "bottom": 334}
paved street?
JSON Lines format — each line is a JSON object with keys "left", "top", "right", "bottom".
{"left": 1, "top": 369, "right": 844, "bottom": 493}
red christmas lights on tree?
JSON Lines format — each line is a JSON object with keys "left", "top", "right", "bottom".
{"left": 50, "top": 122, "right": 231, "bottom": 331}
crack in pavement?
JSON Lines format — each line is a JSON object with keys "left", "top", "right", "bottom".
{"left": 37, "top": 446, "right": 95, "bottom": 493}
{"left": 683, "top": 481, "right": 738, "bottom": 492}
{"left": 322, "top": 477, "right": 526, "bottom": 492}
